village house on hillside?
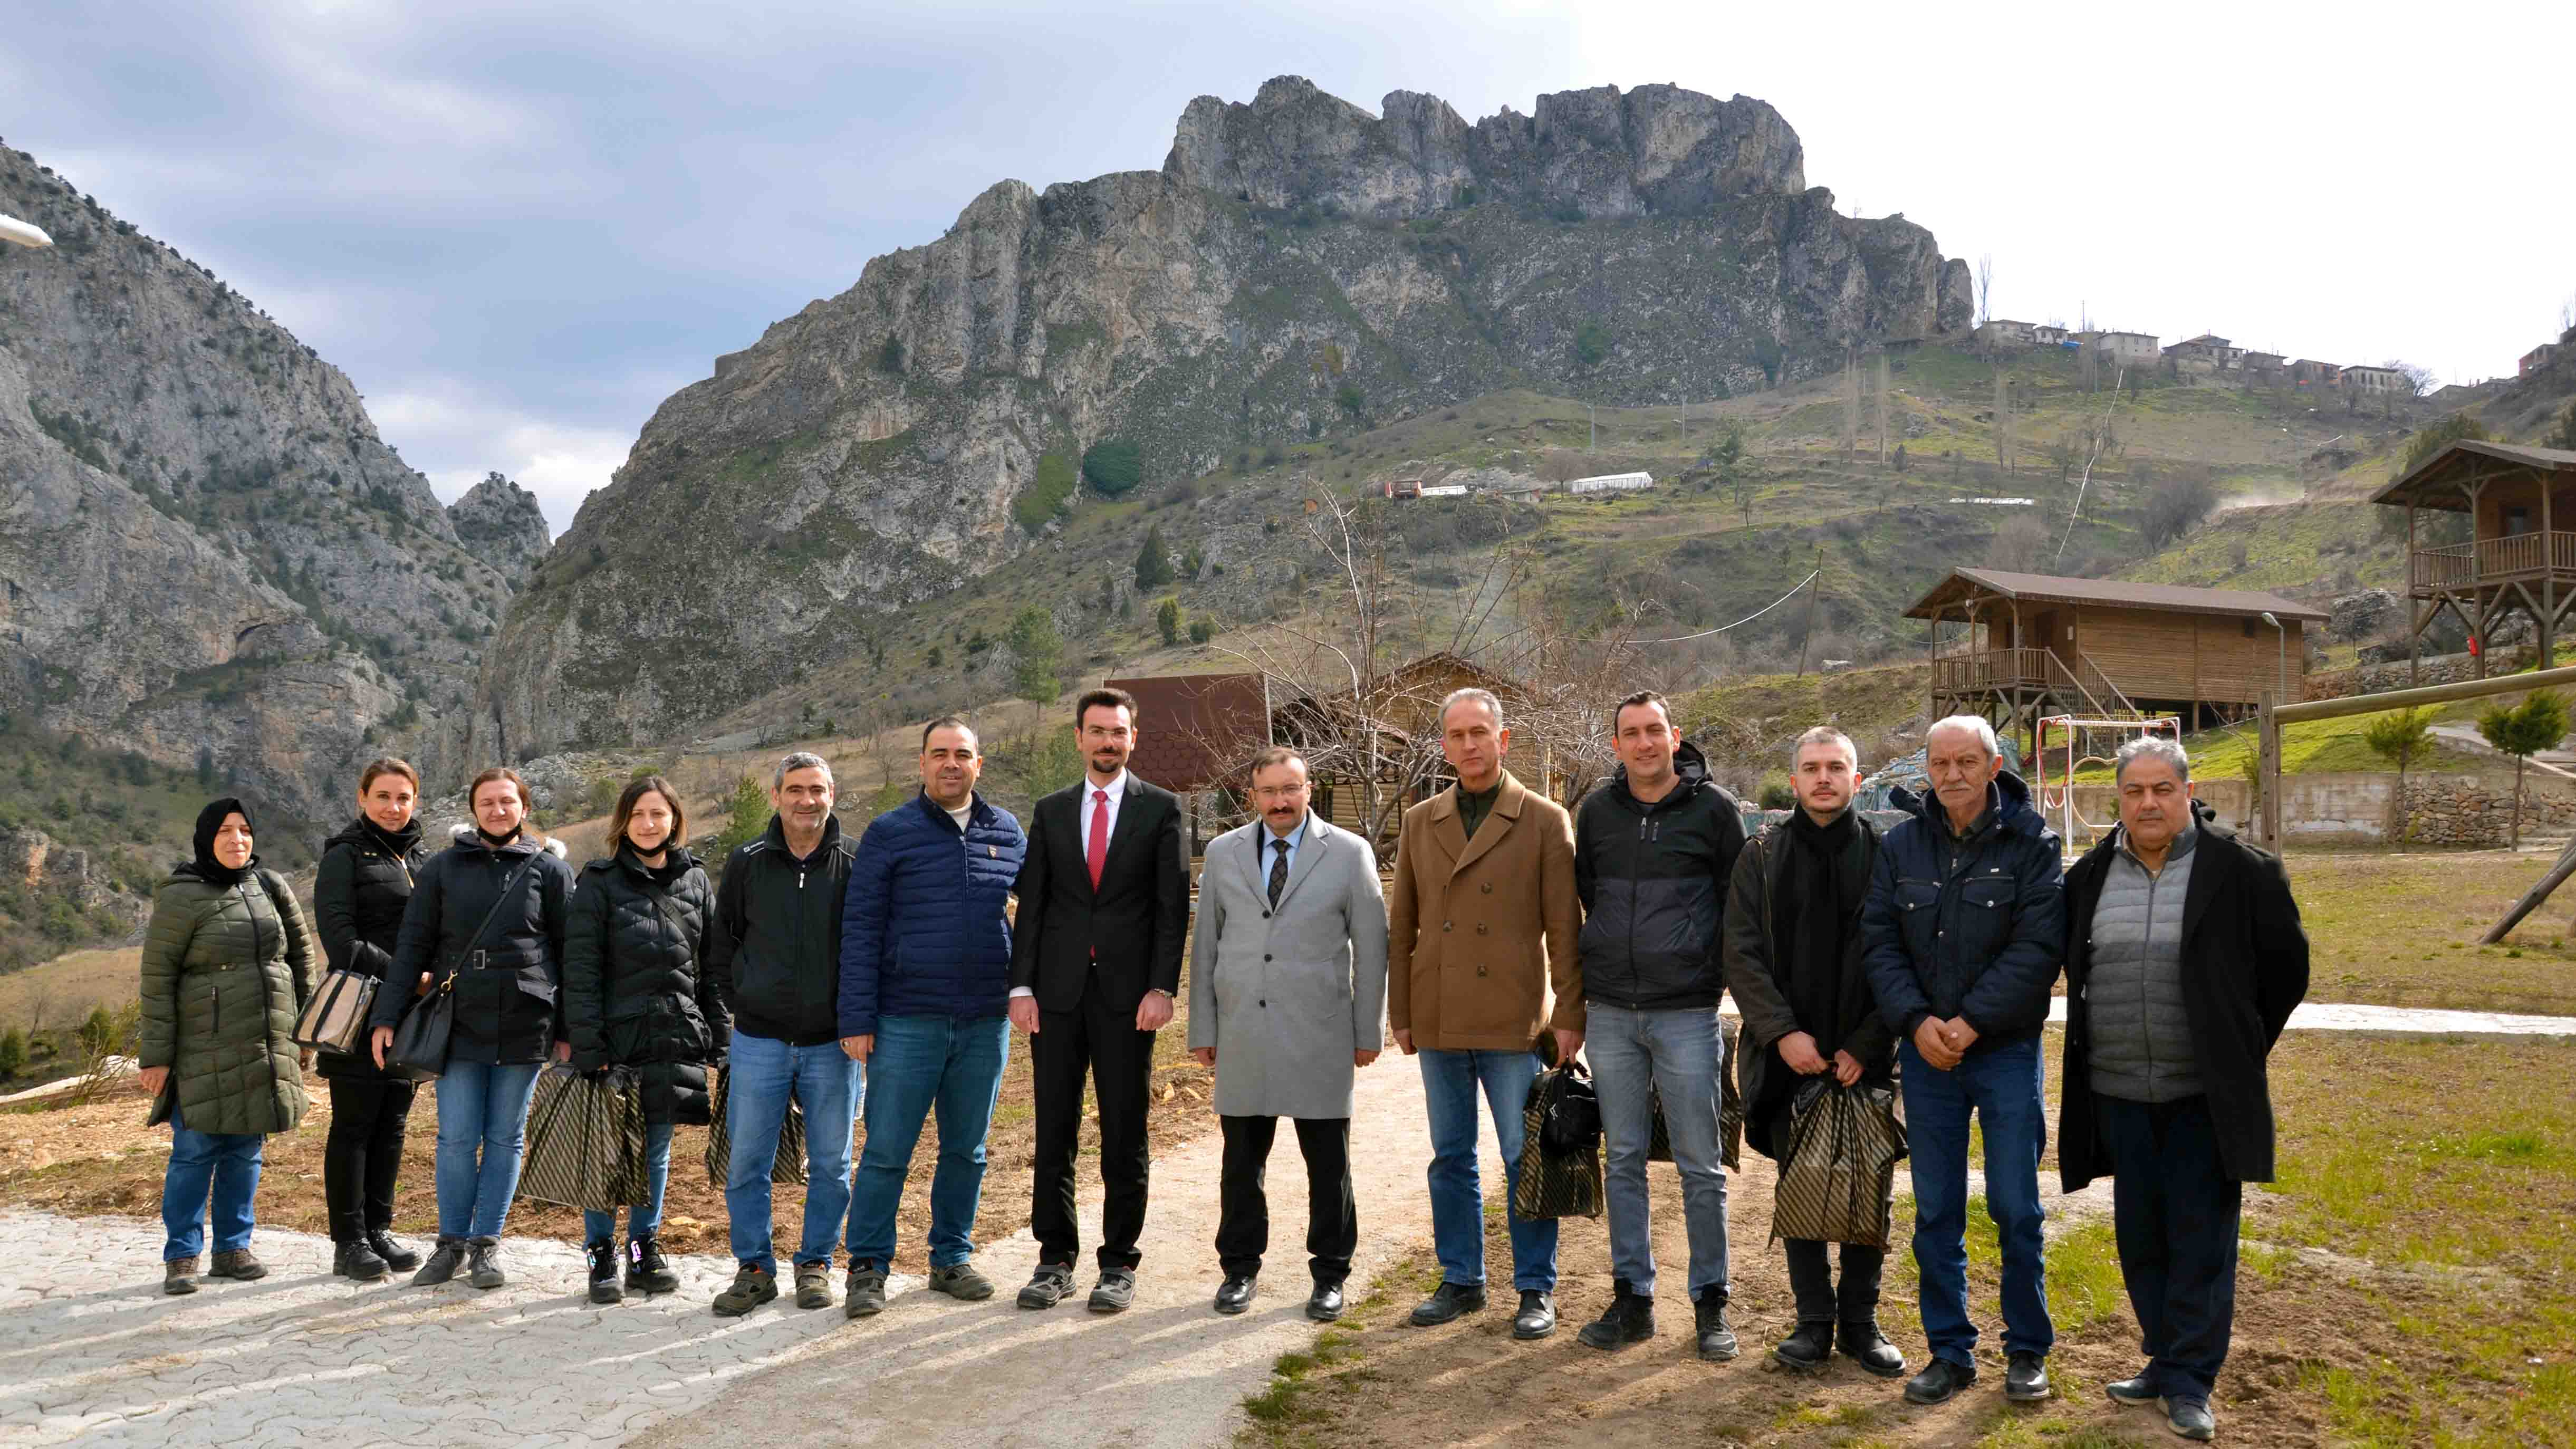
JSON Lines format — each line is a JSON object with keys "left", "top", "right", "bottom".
{"left": 1909, "top": 568, "right": 2326, "bottom": 746}
{"left": 2521, "top": 342, "right": 2560, "bottom": 377}
{"left": 2089, "top": 331, "right": 2160, "bottom": 369}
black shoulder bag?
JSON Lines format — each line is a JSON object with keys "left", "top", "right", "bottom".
{"left": 387, "top": 855, "right": 542, "bottom": 1083}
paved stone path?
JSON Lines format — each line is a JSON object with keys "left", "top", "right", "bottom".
{"left": 0, "top": 1055, "right": 1440, "bottom": 1449}
{"left": 5, "top": 997, "right": 2570, "bottom": 1447}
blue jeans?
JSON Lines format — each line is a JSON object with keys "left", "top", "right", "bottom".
{"left": 162, "top": 1107, "right": 262, "bottom": 1261}
{"left": 1419, "top": 1048, "right": 1556, "bottom": 1292}
{"left": 1900, "top": 1034, "right": 2054, "bottom": 1366}
{"left": 584, "top": 1119, "right": 677, "bottom": 1245}
{"left": 845, "top": 1014, "right": 1010, "bottom": 1270}
{"left": 434, "top": 1061, "right": 544, "bottom": 1240}
{"left": 1588, "top": 1003, "right": 1731, "bottom": 1300}
{"left": 724, "top": 1030, "right": 862, "bottom": 1272}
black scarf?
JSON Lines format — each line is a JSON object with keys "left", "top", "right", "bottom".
{"left": 475, "top": 825, "right": 524, "bottom": 850}
{"left": 1773, "top": 806, "right": 1870, "bottom": 1047}
{"left": 362, "top": 813, "right": 423, "bottom": 859}
{"left": 189, "top": 797, "right": 258, "bottom": 886}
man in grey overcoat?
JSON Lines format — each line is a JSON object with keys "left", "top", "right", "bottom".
{"left": 1188, "top": 745, "right": 1389, "bottom": 1322}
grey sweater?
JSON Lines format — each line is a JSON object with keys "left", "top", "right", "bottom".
{"left": 2086, "top": 826, "right": 2199, "bottom": 1102}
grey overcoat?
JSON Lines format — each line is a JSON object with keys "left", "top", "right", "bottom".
{"left": 1187, "top": 814, "right": 1390, "bottom": 1120}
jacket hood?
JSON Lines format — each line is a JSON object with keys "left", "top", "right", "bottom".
{"left": 449, "top": 822, "right": 569, "bottom": 859}
{"left": 1891, "top": 767, "right": 2046, "bottom": 838}
{"left": 1609, "top": 740, "right": 1712, "bottom": 809}
{"left": 326, "top": 814, "right": 424, "bottom": 853}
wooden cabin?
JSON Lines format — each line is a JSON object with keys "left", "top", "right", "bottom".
{"left": 1106, "top": 671, "right": 1272, "bottom": 855}
{"left": 2371, "top": 440, "right": 2576, "bottom": 680}
{"left": 1908, "top": 568, "right": 2325, "bottom": 744}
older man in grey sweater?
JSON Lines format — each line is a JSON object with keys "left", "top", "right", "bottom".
{"left": 2059, "top": 736, "right": 2310, "bottom": 1444}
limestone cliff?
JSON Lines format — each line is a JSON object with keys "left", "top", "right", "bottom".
{"left": 0, "top": 142, "right": 539, "bottom": 821}
{"left": 475, "top": 78, "right": 1972, "bottom": 758}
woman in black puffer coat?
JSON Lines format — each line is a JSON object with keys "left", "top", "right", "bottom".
{"left": 312, "top": 758, "right": 434, "bottom": 1281}
{"left": 562, "top": 775, "right": 723, "bottom": 1303}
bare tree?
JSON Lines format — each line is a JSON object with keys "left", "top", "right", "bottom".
{"left": 2385, "top": 358, "right": 2439, "bottom": 398}
{"left": 1975, "top": 254, "right": 1994, "bottom": 327}
{"left": 1876, "top": 350, "right": 1892, "bottom": 460}
{"left": 1842, "top": 346, "right": 1859, "bottom": 459}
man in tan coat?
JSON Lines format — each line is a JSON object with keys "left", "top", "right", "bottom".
{"left": 1389, "top": 687, "right": 1583, "bottom": 1339}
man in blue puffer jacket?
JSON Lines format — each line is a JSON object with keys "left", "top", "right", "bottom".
{"left": 835, "top": 717, "right": 1029, "bottom": 1316}
{"left": 1860, "top": 715, "right": 2066, "bottom": 1409}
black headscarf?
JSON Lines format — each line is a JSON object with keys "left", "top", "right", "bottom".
{"left": 189, "top": 797, "right": 257, "bottom": 886}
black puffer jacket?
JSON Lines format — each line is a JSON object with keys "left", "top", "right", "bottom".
{"left": 371, "top": 826, "right": 574, "bottom": 1066}
{"left": 706, "top": 814, "right": 857, "bottom": 1048}
{"left": 1859, "top": 770, "right": 2065, "bottom": 1056}
{"left": 563, "top": 847, "right": 723, "bottom": 1125}
{"left": 312, "top": 817, "right": 429, "bottom": 1082}
{"left": 1573, "top": 742, "right": 1748, "bottom": 1011}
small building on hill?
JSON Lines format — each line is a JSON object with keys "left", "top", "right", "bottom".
{"left": 1567, "top": 471, "right": 1654, "bottom": 495}
{"left": 1975, "top": 319, "right": 2039, "bottom": 349}
{"left": 2520, "top": 343, "right": 2559, "bottom": 377}
{"left": 2090, "top": 331, "right": 2160, "bottom": 369}
{"left": 2340, "top": 364, "right": 2408, "bottom": 396}
{"left": 1907, "top": 568, "right": 2327, "bottom": 744}
{"left": 2371, "top": 439, "right": 2576, "bottom": 682}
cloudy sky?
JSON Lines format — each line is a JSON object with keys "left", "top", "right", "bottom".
{"left": 5, "top": 1, "right": 2567, "bottom": 536}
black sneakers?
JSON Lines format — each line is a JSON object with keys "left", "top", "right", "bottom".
{"left": 465, "top": 1237, "right": 507, "bottom": 1291}
{"left": 412, "top": 1238, "right": 466, "bottom": 1287}
{"left": 1017, "top": 1263, "right": 1076, "bottom": 1310}
{"left": 627, "top": 1236, "right": 678, "bottom": 1296}
{"left": 1088, "top": 1269, "right": 1137, "bottom": 1313}
{"left": 712, "top": 1263, "right": 778, "bottom": 1316}
{"left": 587, "top": 1241, "right": 623, "bottom": 1304}
{"left": 1576, "top": 1279, "right": 1655, "bottom": 1351}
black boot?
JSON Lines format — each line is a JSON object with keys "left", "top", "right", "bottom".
{"left": 368, "top": 1230, "right": 421, "bottom": 1273}
{"left": 1774, "top": 1319, "right": 1835, "bottom": 1372}
{"left": 1693, "top": 1290, "right": 1739, "bottom": 1361}
{"left": 627, "top": 1236, "right": 679, "bottom": 1296}
{"left": 1839, "top": 1319, "right": 1906, "bottom": 1378}
{"left": 1576, "top": 1279, "right": 1656, "bottom": 1350}
{"left": 588, "top": 1241, "right": 623, "bottom": 1304}
{"left": 334, "top": 1239, "right": 389, "bottom": 1282}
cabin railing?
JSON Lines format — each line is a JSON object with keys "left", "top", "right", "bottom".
{"left": 2411, "top": 532, "right": 2576, "bottom": 591}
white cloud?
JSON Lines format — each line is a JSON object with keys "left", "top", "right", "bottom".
{"left": 376, "top": 386, "right": 630, "bottom": 538}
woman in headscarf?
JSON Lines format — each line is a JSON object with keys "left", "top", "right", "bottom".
{"left": 312, "top": 758, "right": 433, "bottom": 1280}
{"left": 138, "top": 798, "right": 316, "bottom": 1296}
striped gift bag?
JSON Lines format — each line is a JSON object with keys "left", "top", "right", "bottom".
{"left": 515, "top": 1066, "right": 646, "bottom": 1213}
{"left": 1768, "top": 1080, "right": 1907, "bottom": 1249}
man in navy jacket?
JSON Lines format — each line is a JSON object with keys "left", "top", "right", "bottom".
{"left": 835, "top": 717, "right": 1028, "bottom": 1317}
{"left": 1860, "top": 715, "right": 2066, "bottom": 1408}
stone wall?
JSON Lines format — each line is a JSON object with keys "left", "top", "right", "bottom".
{"left": 2060, "top": 771, "right": 2576, "bottom": 847}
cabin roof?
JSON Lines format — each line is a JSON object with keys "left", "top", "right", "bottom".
{"left": 1905, "top": 568, "right": 2328, "bottom": 622}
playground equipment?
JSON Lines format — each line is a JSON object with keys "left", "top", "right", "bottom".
{"left": 2032, "top": 713, "right": 2183, "bottom": 850}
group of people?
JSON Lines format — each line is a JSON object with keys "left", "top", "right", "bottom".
{"left": 136, "top": 683, "right": 2306, "bottom": 1443}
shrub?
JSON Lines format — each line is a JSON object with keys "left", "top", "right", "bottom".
{"left": 1082, "top": 438, "right": 1143, "bottom": 496}
{"left": 0, "top": 1027, "right": 25, "bottom": 1079}
{"left": 1156, "top": 597, "right": 1183, "bottom": 646}
{"left": 1135, "top": 524, "right": 1174, "bottom": 588}
{"left": 1574, "top": 320, "right": 1611, "bottom": 367}
{"left": 1758, "top": 780, "right": 1796, "bottom": 811}
{"left": 1187, "top": 617, "right": 1215, "bottom": 645}
{"left": 1013, "top": 449, "right": 1079, "bottom": 535}
{"left": 1006, "top": 604, "right": 1064, "bottom": 707}
{"left": 877, "top": 334, "right": 905, "bottom": 374}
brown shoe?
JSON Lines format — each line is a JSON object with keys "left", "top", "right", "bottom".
{"left": 209, "top": 1249, "right": 267, "bottom": 1281}
{"left": 794, "top": 1262, "right": 833, "bottom": 1309}
{"left": 164, "top": 1258, "right": 200, "bottom": 1296}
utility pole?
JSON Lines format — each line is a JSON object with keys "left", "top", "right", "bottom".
{"left": 1588, "top": 402, "right": 1597, "bottom": 452}
{"left": 1795, "top": 545, "right": 1825, "bottom": 677}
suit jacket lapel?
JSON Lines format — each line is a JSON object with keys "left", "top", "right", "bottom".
{"left": 1238, "top": 823, "right": 1271, "bottom": 905}
{"left": 1429, "top": 790, "right": 1469, "bottom": 868}
{"left": 1449, "top": 772, "right": 1525, "bottom": 878}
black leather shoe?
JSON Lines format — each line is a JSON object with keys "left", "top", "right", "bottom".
{"left": 2162, "top": 1396, "right": 2215, "bottom": 1441}
{"left": 1839, "top": 1319, "right": 1906, "bottom": 1378}
{"left": 334, "top": 1240, "right": 389, "bottom": 1282}
{"left": 1512, "top": 1289, "right": 1556, "bottom": 1340}
{"left": 1306, "top": 1281, "right": 1345, "bottom": 1322}
{"left": 1214, "top": 1272, "right": 1257, "bottom": 1315}
{"left": 1088, "top": 1268, "right": 1137, "bottom": 1313}
{"left": 1017, "top": 1263, "right": 1075, "bottom": 1310}
{"left": 1904, "top": 1357, "right": 1978, "bottom": 1405}
{"left": 1409, "top": 1281, "right": 1487, "bottom": 1326}
{"left": 2106, "top": 1374, "right": 2160, "bottom": 1406}
{"left": 1693, "top": 1291, "right": 1738, "bottom": 1361}
{"left": 1577, "top": 1279, "right": 1655, "bottom": 1351}
{"left": 367, "top": 1230, "right": 420, "bottom": 1273}
{"left": 1773, "top": 1320, "right": 1834, "bottom": 1373}
{"left": 2005, "top": 1350, "right": 2051, "bottom": 1403}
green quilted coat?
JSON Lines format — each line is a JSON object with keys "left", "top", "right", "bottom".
{"left": 139, "top": 866, "right": 316, "bottom": 1135}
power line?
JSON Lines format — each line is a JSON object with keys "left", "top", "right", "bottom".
{"left": 1629, "top": 569, "right": 1820, "bottom": 645}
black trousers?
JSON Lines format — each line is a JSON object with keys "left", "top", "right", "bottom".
{"left": 1784, "top": 1237, "right": 1886, "bottom": 1324}
{"left": 1031, "top": 977, "right": 1156, "bottom": 1271}
{"left": 1216, "top": 1115, "right": 1355, "bottom": 1284}
{"left": 323, "top": 1076, "right": 416, "bottom": 1242}
{"left": 2098, "top": 1092, "right": 2241, "bottom": 1400}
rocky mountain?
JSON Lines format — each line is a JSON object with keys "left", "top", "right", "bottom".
{"left": 475, "top": 77, "right": 1971, "bottom": 760}
{"left": 0, "top": 142, "right": 546, "bottom": 822}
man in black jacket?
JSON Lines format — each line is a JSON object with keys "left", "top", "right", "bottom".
{"left": 1860, "top": 715, "right": 2064, "bottom": 1408}
{"left": 1723, "top": 726, "right": 1905, "bottom": 1379}
{"left": 1008, "top": 687, "right": 1190, "bottom": 1313}
{"left": 1571, "top": 692, "right": 1745, "bottom": 1361}
{"left": 2061, "top": 737, "right": 2306, "bottom": 1443}
{"left": 705, "top": 753, "right": 861, "bottom": 1318}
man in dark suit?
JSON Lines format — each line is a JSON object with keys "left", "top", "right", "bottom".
{"left": 1009, "top": 686, "right": 1191, "bottom": 1312}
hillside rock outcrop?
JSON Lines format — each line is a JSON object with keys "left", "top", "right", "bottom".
{"left": 473, "top": 78, "right": 1974, "bottom": 759}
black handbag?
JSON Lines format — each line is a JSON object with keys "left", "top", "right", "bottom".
{"left": 1533, "top": 1058, "right": 1601, "bottom": 1159}
{"left": 386, "top": 855, "right": 542, "bottom": 1083}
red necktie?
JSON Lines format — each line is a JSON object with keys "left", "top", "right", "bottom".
{"left": 1087, "top": 788, "right": 1110, "bottom": 889}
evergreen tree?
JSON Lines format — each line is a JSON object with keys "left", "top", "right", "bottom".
{"left": 1135, "top": 525, "right": 1174, "bottom": 588}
